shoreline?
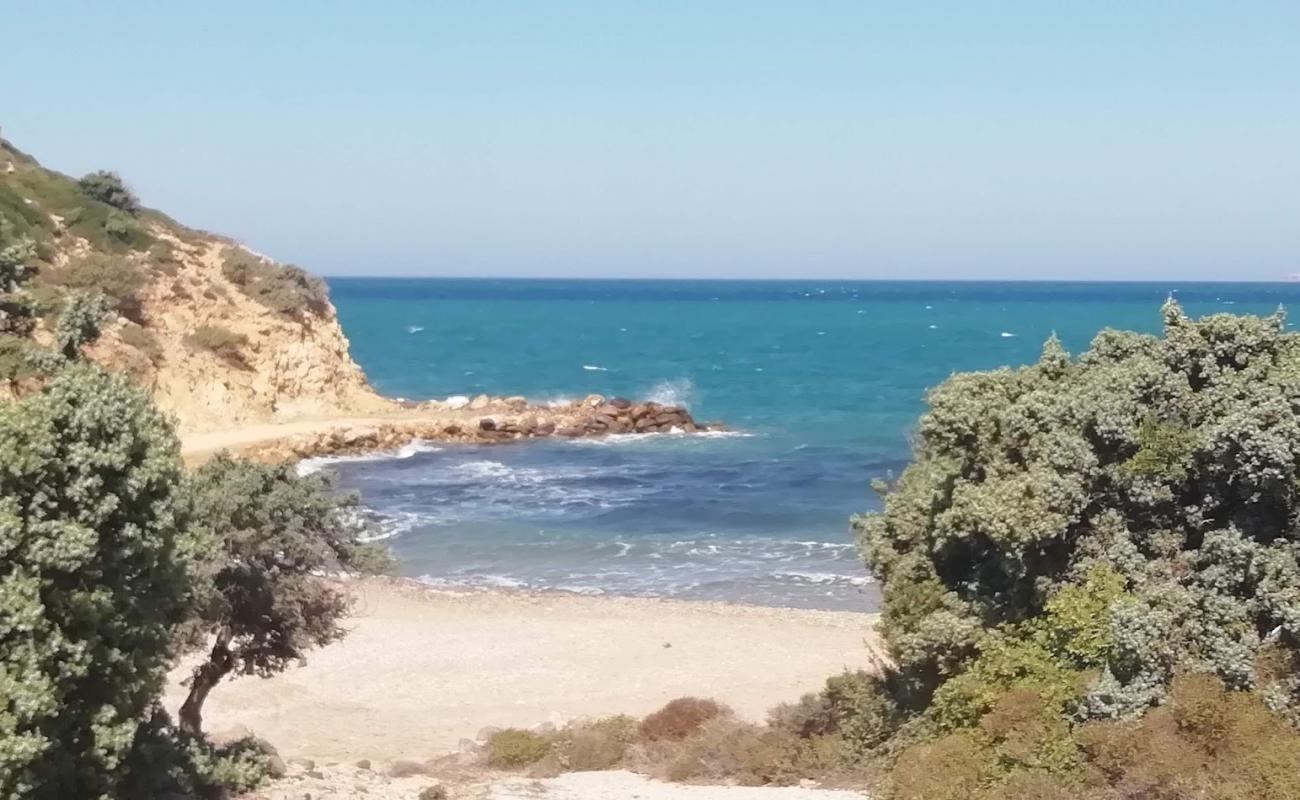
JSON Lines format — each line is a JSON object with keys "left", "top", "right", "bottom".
{"left": 179, "top": 393, "right": 725, "bottom": 465}
{"left": 165, "top": 576, "right": 882, "bottom": 762}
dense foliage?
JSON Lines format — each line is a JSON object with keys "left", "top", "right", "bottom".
{"left": 0, "top": 358, "right": 386, "bottom": 795}
{"left": 0, "top": 365, "right": 189, "bottom": 799}
{"left": 844, "top": 301, "right": 1300, "bottom": 796}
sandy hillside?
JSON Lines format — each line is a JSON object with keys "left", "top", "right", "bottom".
{"left": 166, "top": 578, "right": 881, "bottom": 763}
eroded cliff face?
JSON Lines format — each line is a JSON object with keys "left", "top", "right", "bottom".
{"left": 85, "top": 233, "right": 392, "bottom": 433}
{"left": 1, "top": 137, "right": 392, "bottom": 433}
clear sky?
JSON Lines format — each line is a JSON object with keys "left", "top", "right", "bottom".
{"left": 3, "top": 2, "right": 1298, "bottom": 279}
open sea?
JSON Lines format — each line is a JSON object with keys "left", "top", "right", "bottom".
{"left": 321, "top": 279, "right": 1300, "bottom": 611}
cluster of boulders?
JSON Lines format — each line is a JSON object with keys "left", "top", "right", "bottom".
{"left": 245, "top": 394, "right": 723, "bottom": 463}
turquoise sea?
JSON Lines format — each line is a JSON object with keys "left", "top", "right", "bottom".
{"left": 322, "top": 280, "right": 1300, "bottom": 611}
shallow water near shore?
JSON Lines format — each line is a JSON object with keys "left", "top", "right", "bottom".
{"left": 326, "top": 279, "right": 1300, "bottom": 610}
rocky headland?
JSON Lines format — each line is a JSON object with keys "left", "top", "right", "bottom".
{"left": 0, "top": 136, "right": 725, "bottom": 463}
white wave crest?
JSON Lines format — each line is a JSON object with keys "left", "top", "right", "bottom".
{"left": 566, "top": 429, "right": 753, "bottom": 446}
{"left": 295, "top": 440, "right": 443, "bottom": 476}
{"left": 582, "top": 364, "right": 608, "bottom": 371}
{"left": 771, "top": 571, "right": 874, "bottom": 587}
{"left": 645, "top": 377, "right": 696, "bottom": 408}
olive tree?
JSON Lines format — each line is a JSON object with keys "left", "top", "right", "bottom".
{"left": 178, "top": 454, "right": 391, "bottom": 734}
{"left": 0, "top": 364, "right": 189, "bottom": 799}
{"left": 858, "top": 300, "right": 1300, "bottom": 725}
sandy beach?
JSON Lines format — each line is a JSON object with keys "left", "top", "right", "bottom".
{"left": 165, "top": 578, "right": 881, "bottom": 763}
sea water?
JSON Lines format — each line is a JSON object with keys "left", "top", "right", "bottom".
{"left": 323, "top": 279, "right": 1300, "bottom": 611}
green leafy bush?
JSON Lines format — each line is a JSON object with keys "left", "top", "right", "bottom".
{"left": 0, "top": 364, "right": 190, "bottom": 798}
{"left": 77, "top": 170, "right": 140, "bottom": 214}
{"left": 0, "top": 334, "right": 41, "bottom": 382}
{"left": 486, "top": 729, "right": 554, "bottom": 768}
{"left": 54, "top": 291, "right": 112, "bottom": 360}
{"left": 121, "top": 711, "right": 274, "bottom": 799}
{"left": 48, "top": 253, "right": 146, "bottom": 321}
{"left": 221, "top": 247, "right": 329, "bottom": 316}
{"left": 857, "top": 303, "right": 1300, "bottom": 721}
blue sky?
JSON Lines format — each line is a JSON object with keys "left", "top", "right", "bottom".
{"left": 3, "top": 2, "right": 1298, "bottom": 279}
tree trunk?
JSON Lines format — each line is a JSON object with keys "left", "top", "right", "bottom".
{"left": 179, "top": 628, "right": 234, "bottom": 736}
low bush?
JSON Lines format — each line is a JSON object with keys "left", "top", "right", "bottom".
{"left": 485, "top": 729, "right": 553, "bottom": 768}
{"left": 221, "top": 247, "right": 329, "bottom": 316}
{"left": 769, "top": 671, "right": 903, "bottom": 762}
{"left": 883, "top": 674, "right": 1300, "bottom": 800}
{"left": 0, "top": 333, "right": 41, "bottom": 382}
{"left": 642, "top": 717, "right": 844, "bottom": 787}
{"left": 148, "top": 241, "right": 182, "bottom": 275}
{"left": 553, "top": 716, "right": 638, "bottom": 771}
{"left": 121, "top": 712, "right": 273, "bottom": 799}
{"left": 119, "top": 324, "right": 162, "bottom": 363}
{"left": 77, "top": 170, "right": 140, "bottom": 214}
{"left": 185, "top": 324, "right": 247, "bottom": 363}
{"left": 639, "top": 697, "right": 729, "bottom": 741}
{"left": 48, "top": 253, "right": 147, "bottom": 321}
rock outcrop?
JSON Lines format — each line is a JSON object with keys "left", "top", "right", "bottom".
{"left": 85, "top": 233, "right": 392, "bottom": 434}
{"left": 247, "top": 394, "right": 722, "bottom": 462}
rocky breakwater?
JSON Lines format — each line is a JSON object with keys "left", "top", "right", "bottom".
{"left": 246, "top": 394, "right": 725, "bottom": 463}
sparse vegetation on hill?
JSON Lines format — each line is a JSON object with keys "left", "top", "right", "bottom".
{"left": 1, "top": 135, "right": 378, "bottom": 433}
{"left": 221, "top": 246, "right": 330, "bottom": 316}
{"left": 184, "top": 323, "right": 247, "bottom": 364}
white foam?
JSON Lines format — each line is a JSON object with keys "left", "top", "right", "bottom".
{"left": 645, "top": 377, "right": 695, "bottom": 408}
{"left": 582, "top": 364, "right": 608, "bottom": 371}
{"left": 772, "top": 571, "right": 874, "bottom": 587}
{"left": 1000, "top": 331, "right": 1016, "bottom": 338}
{"left": 565, "top": 429, "right": 753, "bottom": 446}
{"left": 295, "top": 440, "right": 442, "bottom": 476}
{"left": 406, "top": 325, "right": 424, "bottom": 334}
{"left": 445, "top": 395, "right": 470, "bottom": 409}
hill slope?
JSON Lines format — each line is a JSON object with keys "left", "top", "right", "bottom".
{"left": 0, "top": 137, "right": 391, "bottom": 432}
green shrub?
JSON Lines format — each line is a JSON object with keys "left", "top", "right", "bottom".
{"left": 121, "top": 712, "right": 273, "bottom": 799}
{"left": 857, "top": 304, "right": 1300, "bottom": 723}
{"left": 640, "top": 698, "right": 730, "bottom": 742}
{"left": 184, "top": 324, "right": 247, "bottom": 363}
{"left": 77, "top": 170, "right": 140, "bottom": 214}
{"left": 0, "top": 364, "right": 190, "bottom": 798}
{"left": 221, "top": 247, "right": 329, "bottom": 316}
{"left": 0, "top": 333, "right": 41, "bottom": 382}
{"left": 486, "top": 729, "right": 554, "bottom": 768}
{"left": 48, "top": 254, "right": 146, "bottom": 320}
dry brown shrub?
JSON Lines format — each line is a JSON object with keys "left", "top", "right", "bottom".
{"left": 628, "top": 716, "right": 846, "bottom": 787}
{"left": 639, "top": 697, "right": 729, "bottom": 741}
{"left": 1078, "top": 673, "right": 1300, "bottom": 800}
{"left": 888, "top": 731, "right": 986, "bottom": 800}
{"left": 546, "top": 715, "right": 639, "bottom": 773}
